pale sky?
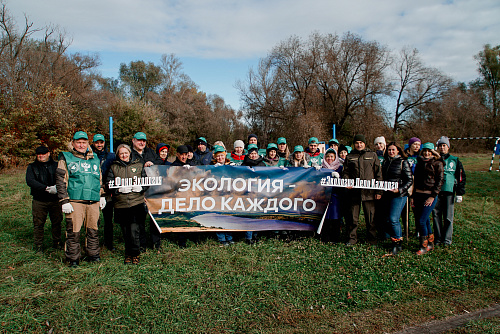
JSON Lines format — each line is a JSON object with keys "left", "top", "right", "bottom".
{"left": 7, "top": 0, "right": 500, "bottom": 110}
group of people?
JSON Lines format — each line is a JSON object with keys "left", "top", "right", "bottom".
{"left": 26, "top": 131, "right": 466, "bottom": 267}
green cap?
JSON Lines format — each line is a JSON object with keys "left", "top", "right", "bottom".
{"left": 73, "top": 131, "right": 88, "bottom": 140}
{"left": 328, "top": 138, "right": 339, "bottom": 145}
{"left": 197, "top": 137, "right": 207, "bottom": 144}
{"left": 308, "top": 137, "right": 319, "bottom": 144}
{"left": 422, "top": 142, "right": 435, "bottom": 150}
{"left": 93, "top": 134, "right": 105, "bottom": 142}
{"left": 247, "top": 144, "right": 258, "bottom": 152}
{"left": 267, "top": 143, "right": 278, "bottom": 150}
{"left": 213, "top": 145, "right": 226, "bottom": 154}
{"left": 345, "top": 145, "right": 352, "bottom": 153}
{"left": 277, "top": 137, "right": 287, "bottom": 145}
{"left": 293, "top": 145, "right": 304, "bottom": 153}
{"left": 133, "top": 132, "right": 147, "bottom": 140}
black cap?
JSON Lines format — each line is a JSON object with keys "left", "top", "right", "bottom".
{"left": 185, "top": 145, "right": 194, "bottom": 153}
{"left": 35, "top": 146, "right": 49, "bottom": 154}
{"left": 177, "top": 145, "right": 189, "bottom": 154}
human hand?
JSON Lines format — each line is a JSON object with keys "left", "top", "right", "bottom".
{"left": 424, "top": 197, "right": 434, "bottom": 206}
{"left": 45, "top": 185, "right": 57, "bottom": 194}
{"left": 144, "top": 161, "right": 154, "bottom": 167}
{"left": 331, "top": 172, "right": 340, "bottom": 178}
{"left": 456, "top": 196, "right": 463, "bottom": 203}
{"left": 314, "top": 165, "right": 321, "bottom": 171}
{"left": 100, "top": 197, "right": 106, "bottom": 209}
{"left": 119, "top": 186, "right": 133, "bottom": 193}
{"left": 132, "top": 185, "right": 142, "bottom": 193}
{"left": 375, "top": 194, "right": 382, "bottom": 200}
{"left": 183, "top": 165, "right": 191, "bottom": 169}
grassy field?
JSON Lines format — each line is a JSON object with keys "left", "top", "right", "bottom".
{"left": 1, "top": 153, "right": 499, "bottom": 333}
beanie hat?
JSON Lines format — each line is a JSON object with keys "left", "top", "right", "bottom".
{"left": 374, "top": 136, "right": 386, "bottom": 146}
{"left": 353, "top": 134, "right": 366, "bottom": 144}
{"left": 247, "top": 134, "right": 257, "bottom": 142}
{"left": 234, "top": 140, "right": 245, "bottom": 148}
{"left": 408, "top": 137, "right": 421, "bottom": 146}
{"left": 437, "top": 136, "right": 450, "bottom": 148}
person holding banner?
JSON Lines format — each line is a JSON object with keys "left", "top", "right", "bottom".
{"left": 342, "top": 134, "right": 383, "bottom": 246}
{"left": 155, "top": 143, "right": 171, "bottom": 165}
{"left": 284, "top": 145, "right": 311, "bottom": 167}
{"left": 106, "top": 144, "right": 147, "bottom": 265}
{"left": 56, "top": 131, "right": 106, "bottom": 267}
{"left": 193, "top": 137, "right": 213, "bottom": 165}
{"left": 263, "top": 143, "right": 281, "bottom": 167}
{"left": 305, "top": 137, "right": 323, "bottom": 166}
{"left": 381, "top": 142, "right": 413, "bottom": 255}
{"left": 412, "top": 143, "right": 444, "bottom": 255}
{"left": 328, "top": 139, "right": 339, "bottom": 152}
{"left": 242, "top": 144, "right": 266, "bottom": 167}
{"left": 277, "top": 137, "right": 290, "bottom": 160}
{"left": 228, "top": 140, "right": 245, "bottom": 166}
{"left": 320, "top": 148, "right": 343, "bottom": 243}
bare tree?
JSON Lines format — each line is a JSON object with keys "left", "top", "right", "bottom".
{"left": 390, "top": 47, "right": 452, "bottom": 133}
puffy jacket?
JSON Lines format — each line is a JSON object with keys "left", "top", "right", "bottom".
{"left": 193, "top": 148, "right": 213, "bottom": 165}
{"left": 382, "top": 156, "right": 413, "bottom": 197}
{"left": 26, "top": 158, "right": 59, "bottom": 202}
{"left": 413, "top": 154, "right": 444, "bottom": 198}
{"left": 106, "top": 157, "right": 147, "bottom": 209}
{"left": 342, "top": 148, "right": 383, "bottom": 200}
{"left": 242, "top": 155, "right": 266, "bottom": 167}
{"left": 284, "top": 154, "right": 310, "bottom": 167}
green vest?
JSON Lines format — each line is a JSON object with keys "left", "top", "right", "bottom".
{"left": 63, "top": 152, "right": 101, "bottom": 201}
{"left": 442, "top": 155, "right": 458, "bottom": 192}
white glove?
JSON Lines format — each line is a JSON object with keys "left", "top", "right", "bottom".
{"left": 279, "top": 166, "right": 288, "bottom": 170}
{"left": 45, "top": 185, "right": 57, "bottom": 194}
{"left": 214, "top": 163, "right": 223, "bottom": 167}
{"left": 456, "top": 196, "right": 463, "bottom": 203}
{"left": 62, "top": 203, "right": 74, "bottom": 214}
{"left": 303, "top": 165, "right": 311, "bottom": 169}
{"left": 183, "top": 165, "right": 191, "bottom": 169}
{"left": 132, "top": 185, "right": 143, "bottom": 192}
{"left": 314, "top": 165, "right": 321, "bottom": 171}
{"left": 119, "top": 186, "right": 132, "bottom": 193}
{"left": 100, "top": 197, "right": 106, "bottom": 209}
{"left": 331, "top": 171, "right": 340, "bottom": 178}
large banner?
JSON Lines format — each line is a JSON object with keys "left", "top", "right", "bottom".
{"left": 144, "top": 165, "right": 332, "bottom": 233}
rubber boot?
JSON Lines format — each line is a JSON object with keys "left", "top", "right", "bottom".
{"left": 391, "top": 237, "right": 403, "bottom": 255}
{"left": 427, "top": 234, "right": 435, "bottom": 252}
{"left": 416, "top": 236, "right": 428, "bottom": 255}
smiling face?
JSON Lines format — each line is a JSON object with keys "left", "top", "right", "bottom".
{"left": 215, "top": 152, "right": 226, "bottom": 163}
{"left": 387, "top": 145, "right": 398, "bottom": 158}
{"left": 308, "top": 143, "right": 318, "bottom": 153}
{"left": 248, "top": 137, "right": 257, "bottom": 145}
{"left": 159, "top": 148, "right": 168, "bottom": 160}
{"left": 422, "top": 149, "right": 433, "bottom": 159}
{"left": 325, "top": 152, "right": 336, "bottom": 164}
{"left": 248, "top": 150, "right": 259, "bottom": 160}
{"left": 294, "top": 151, "right": 304, "bottom": 160}
{"left": 132, "top": 138, "right": 146, "bottom": 153}
{"left": 339, "top": 150, "right": 347, "bottom": 160}
{"left": 93, "top": 140, "right": 105, "bottom": 152}
{"left": 375, "top": 142, "right": 386, "bottom": 152}
{"left": 118, "top": 147, "right": 130, "bottom": 162}
{"left": 354, "top": 141, "right": 365, "bottom": 151}
{"left": 234, "top": 146, "right": 244, "bottom": 155}
{"left": 278, "top": 143, "right": 287, "bottom": 152}
{"left": 177, "top": 152, "right": 188, "bottom": 163}
{"left": 268, "top": 150, "right": 277, "bottom": 159}
{"left": 36, "top": 152, "right": 50, "bottom": 163}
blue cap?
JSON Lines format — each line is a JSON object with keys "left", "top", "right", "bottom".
{"left": 133, "top": 132, "right": 147, "bottom": 140}
{"left": 73, "top": 131, "right": 88, "bottom": 140}
{"left": 93, "top": 134, "right": 105, "bottom": 142}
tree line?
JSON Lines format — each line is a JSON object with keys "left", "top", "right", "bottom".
{"left": 0, "top": 4, "right": 498, "bottom": 169}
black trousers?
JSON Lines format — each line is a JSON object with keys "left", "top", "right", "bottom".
{"left": 114, "top": 204, "right": 146, "bottom": 257}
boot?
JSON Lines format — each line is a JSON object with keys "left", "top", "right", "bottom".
{"left": 416, "top": 236, "right": 428, "bottom": 255}
{"left": 391, "top": 238, "right": 403, "bottom": 255}
{"left": 427, "top": 234, "right": 435, "bottom": 252}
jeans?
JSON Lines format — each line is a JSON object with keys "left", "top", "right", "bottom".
{"left": 216, "top": 232, "right": 233, "bottom": 242}
{"left": 387, "top": 196, "right": 407, "bottom": 240}
{"left": 432, "top": 192, "right": 455, "bottom": 245}
{"left": 413, "top": 193, "right": 437, "bottom": 237}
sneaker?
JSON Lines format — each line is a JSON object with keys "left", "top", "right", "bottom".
{"left": 416, "top": 247, "right": 428, "bottom": 255}
{"left": 124, "top": 256, "right": 132, "bottom": 265}
{"left": 132, "top": 256, "right": 140, "bottom": 265}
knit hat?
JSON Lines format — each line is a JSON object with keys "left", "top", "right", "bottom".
{"left": 247, "top": 134, "right": 257, "bottom": 142}
{"left": 408, "top": 137, "right": 421, "bottom": 146}
{"left": 234, "top": 140, "right": 245, "bottom": 148}
{"left": 374, "top": 136, "right": 386, "bottom": 146}
{"left": 421, "top": 142, "right": 435, "bottom": 151}
{"left": 352, "top": 134, "right": 366, "bottom": 144}
{"left": 35, "top": 146, "right": 49, "bottom": 154}
{"left": 196, "top": 137, "right": 207, "bottom": 145}
{"left": 437, "top": 136, "right": 450, "bottom": 148}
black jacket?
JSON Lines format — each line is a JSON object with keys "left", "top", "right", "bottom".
{"left": 382, "top": 156, "right": 413, "bottom": 197}
{"left": 413, "top": 155, "right": 444, "bottom": 198}
{"left": 242, "top": 155, "right": 266, "bottom": 167}
{"left": 26, "top": 158, "right": 59, "bottom": 202}
{"left": 131, "top": 147, "right": 161, "bottom": 166}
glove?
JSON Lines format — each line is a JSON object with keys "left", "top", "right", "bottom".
{"left": 119, "top": 186, "right": 132, "bottom": 193}
{"left": 62, "top": 203, "right": 74, "bottom": 214}
{"left": 314, "top": 165, "right": 321, "bottom": 171}
{"left": 132, "top": 185, "right": 143, "bottom": 193}
{"left": 214, "top": 163, "right": 223, "bottom": 167}
{"left": 183, "top": 165, "right": 191, "bottom": 169}
{"left": 331, "top": 171, "right": 340, "bottom": 178}
{"left": 456, "top": 196, "right": 463, "bottom": 203}
{"left": 45, "top": 185, "right": 57, "bottom": 194}
{"left": 100, "top": 197, "right": 106, "bottom": 209}
{"left": 303, "top": 165, "right": 311, "bottom": 169}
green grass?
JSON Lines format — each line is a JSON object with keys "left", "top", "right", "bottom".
{"left": 1, "top": 157, "right": 499, "bottom": 333}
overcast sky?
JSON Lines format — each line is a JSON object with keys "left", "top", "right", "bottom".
{"left": 7, "top": 0, "right": 500, "bottom": 110}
